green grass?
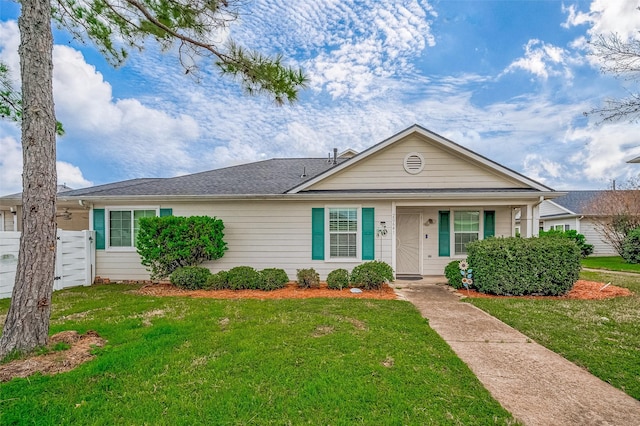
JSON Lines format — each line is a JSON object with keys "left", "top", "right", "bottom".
{"left": 582, "top": 256, "right": 640, "bottom": 273}
{"left": 468, "top": 271, "right": 640, "bottom": 400}
{"left": 0, "top": 285, "right": 515, "bottom": 425}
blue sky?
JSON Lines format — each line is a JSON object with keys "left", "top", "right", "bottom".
{"left": 1, "top": 0, "right": 639, "bottom": 195}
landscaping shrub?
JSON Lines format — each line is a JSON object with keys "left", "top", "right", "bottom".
{"left": 260, "top": 268, "right": 290, "bottom": 290}
{"left": 466, "top": 237, "right": 580, "bottom": 296}
{"left": 296, "top": 268, "right": 320, "bottom": 288}
{"left": 622, "top": 228, "right": 640, "bottom": 264}
{"left": 227, "top": 266, "right": 265, "bottom": 290}
{"left": 170, "top": 266, "right": 212, "bottom": 290}
{"left": 444, "top": 260, "right": 463, "bottom": 289}
{"left": 136, "top": 215, "right": 227, "bottom": 280}
{"left": 327, "top": 269, "right": 350, "bottom": 290}
{"left": 207, "top": 271, "right": 229, "bottom": 290}
{"left": 350, "top": 261, "right": 394, "bottom": 290}
{"left": 539, "top": 229, "right": 594, "bottom": 257}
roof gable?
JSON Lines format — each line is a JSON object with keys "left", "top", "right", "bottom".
{"left": 288, "top": 125, "right": 553, "bottom": 193}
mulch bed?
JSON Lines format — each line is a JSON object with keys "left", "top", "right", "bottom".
{"left": 456, "top": 280, "right": 632, "bottom": 300}
{"left": 137, "top": 282, "right": 397, "bottom": 300}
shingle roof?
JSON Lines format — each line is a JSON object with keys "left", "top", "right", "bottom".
{"left": 60, "top": 159, "right": 347, "bottom": 197}
{"left": 550, "top": 191, "right": 604, "bottom": 214}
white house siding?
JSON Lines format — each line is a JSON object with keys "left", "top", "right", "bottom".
{"left": 396, "top": 206, "right": 513, "bottom": 276}
{"left": 308, "top": 134, "right": 529, "bottom": 191}
{"left": 580, "top": 218, "right": 617, "bottom": 256}
{"left": 540, "top": 217, "right": 580, "bottom": 232}
{"left": 94, "top": 199, "right": 394, "bottom": 281}
{"left": 539, "top": 201, "right": 569, "bottom": 217}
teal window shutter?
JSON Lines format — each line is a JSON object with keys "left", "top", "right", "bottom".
{"left": 311, "top": 208, "right": 324, "bottom": 260}
{"left": 438, "top": 211, "right": 450, "bottom": 257}
{"left": 362, "top": 208, "right": 375, "bottom": 260}
{"left": 484, "top": 210, "right": 495, "bottom": 238}
{"left": 159, "top": 208, "right": 173, "bottom": 217}
{"left": 93, "top": 209, "right": 105, "bottom": 250}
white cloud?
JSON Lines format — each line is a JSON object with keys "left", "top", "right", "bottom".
{"left": 0, "top": 135, "right": 22, "bottom": 195}
{"left": 565, "top": 121, "right": 640, "bottom": 184}
{"left": 57, "top": 161, "right": 93, "bottom": 189}
{"left": 503, "top": 39, "right": 575, "bottom": 80}
{"left": 236, "top": 0, "right": 437, "bottom": 99}
{"left": 563, "top": 0, "right": 640, "bottom": 41}
{"left": 0, "top": 135, "right": 93, "bottom": 194}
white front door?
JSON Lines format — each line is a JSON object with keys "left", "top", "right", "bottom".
{"left": 396, "top": 213, "right": 421, "bottom": 274}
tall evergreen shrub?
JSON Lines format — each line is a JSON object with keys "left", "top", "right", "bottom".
{"left": 136, "top": 215, "right": 227, "bottom": 280}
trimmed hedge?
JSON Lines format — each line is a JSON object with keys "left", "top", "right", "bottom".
{"left": 327, "top": 269, "right": 349, "bottom": 290}
{"left": 444, "top": 260, "right": 463, "bottom": 289}
{"left": 296, "top": 268, "right": 320, "bottom": 288}
{"left": 539, "top": 229, "right": 593, "bottom": 257}
{"left": 227, "top": 266, "right": 264, "bottom": 290}
{"left": 622, "top": 228, "right": 640, "bottom": 264}
{"left": 350, "top": 261, "right": 394, "bottom": 290}
{"left": 170, "top": 266, "right": 212, "bottom": 290}
{"left": 207, "top": 271, "right": 229, "bottom": 290}
{"left": 466, "top": 237, "right": 580, "bottom": 296}
{"left": 260, "top": 268, "right": 290, "bottom": 290}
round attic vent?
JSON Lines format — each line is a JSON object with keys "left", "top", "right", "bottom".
{"left": 403, "top": 152, "right": 424, "bottom": 174}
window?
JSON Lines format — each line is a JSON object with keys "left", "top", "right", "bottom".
{"left": 554, "top": 225, "right": 565, "bottom": 231}
{"left": 108, "top": 208, "right": 156, "bottom": 248}
{"left": 454, "top": 211, "right": 479, "bottom": 255}
{"left": 329, "top": 208, "right": 357, "bottom": 258}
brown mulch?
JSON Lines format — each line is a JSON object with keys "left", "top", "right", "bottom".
{"left": 0, "top": 330, "right": 106, "bottom": 382}
{"left": 456, "top": 280, "right": 633, "bottom": 300}
{"left": 137, "top": 282, "right": 397, "bottom": 300}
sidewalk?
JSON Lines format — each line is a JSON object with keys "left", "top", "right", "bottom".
{"left": 394, "top": 277, "right": 640, "bottom": 426}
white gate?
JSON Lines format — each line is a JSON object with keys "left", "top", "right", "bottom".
{"left": 0, "top": 230, "right": 95, "bottom": 299}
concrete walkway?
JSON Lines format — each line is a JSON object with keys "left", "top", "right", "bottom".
{"left": 394, "top": 277, "right": 640, "bottom": 426}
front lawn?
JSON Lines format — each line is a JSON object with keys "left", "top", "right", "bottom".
{"left": 582, "top": 256, "right": 640, "bottom": 273}
{"left": 468, "top": 271, "right": 640, "bottom": 400}
{"left": 0, "top": 284, "right": 514, "bottom": 425}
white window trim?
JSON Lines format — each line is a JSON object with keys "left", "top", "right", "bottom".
{"left": 105, "top": 206, "right": 159, "bottom": 252}
{"left": 325, "top": 205, "right": 362, "bottom": 262}
{"left": 450, "top": 209, "right": 485, "bottom": 258}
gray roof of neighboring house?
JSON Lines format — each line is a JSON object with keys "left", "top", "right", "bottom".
{"left": 549, "top": 190, "right": 604, "bottom": 215}
{"left": 59, "top": 159, "right": 348, "bottom": 197}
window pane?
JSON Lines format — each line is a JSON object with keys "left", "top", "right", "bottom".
{"left": 133, "top": 210, "right": 156, "bottom": 246}
{"left": 454, "top": 211, "right": 479, "bottom": 232}
{"left": 329, "top": 209, "right": 358, "bottom": 258}
{"left": 110, "top": 210, "right": 131, "bottom": 247}
{"left": 455, "top": 232, "right": 478, "bottom": 255}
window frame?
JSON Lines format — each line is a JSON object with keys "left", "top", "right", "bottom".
{"left": 452, "top": 210, "right": 481, "bottom": 256}
{"left": 325, "top": 205, "right": 362, "bottom": 262}
{"left": 105, "top": 206, "right": 159, "bottom": 251}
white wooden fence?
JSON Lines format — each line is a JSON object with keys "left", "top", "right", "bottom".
{"left": 0, "top": 230, "right": 95, "bottom": 299}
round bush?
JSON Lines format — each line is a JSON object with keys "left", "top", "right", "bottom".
{"left": 350, "top": 261, "right": 394, "bottom": 290}
{"left": 622, "top": 228, "right": 640, "bottom": 264}
{"left": 227, "top": 266, "right": 264, "bottom": 290}
{"left": 444, "top": 260, "right": 463, "bottom": 289}
{"left": 170, "top": 266, "right": 212, "bottom": 290}
{"left": 296, "top": 268, "right": 320, "bottom": 288}
{"left": 260, "top": 268, "right": 290, "bottom": 290}
{"left": 327, "top": 269, "right": 349, "bottom": 290}
{"left": 207, "top": 271, "right": 229, "bottom": 290}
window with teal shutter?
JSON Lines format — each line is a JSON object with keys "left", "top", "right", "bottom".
{"left": 311, "top": 208, "right": 324, "bottom": 260}
{"left": 484, "top": 211, "right": 495, "bottom": 238}
{"left": 93, "top": 209, "right": 105, "bottom": 250}
{"left": 438, "top": 211, "right": 450, "bottom": 257}
{"left": 361, "top": 208, "right": 375, "bottom": 260}
{"left": 160, "top": 208, "right": 173, "bottom": 217}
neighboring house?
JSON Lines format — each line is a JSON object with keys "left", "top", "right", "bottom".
{"left": 1, "top": 125, "right": 561, "bottom": 281}
{"left": 537, "top": 191, "right": 618, "bottom": 256}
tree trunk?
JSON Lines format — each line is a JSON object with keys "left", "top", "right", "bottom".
{"left": 0, "top": 0, "right": 57, "bottom": 358}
